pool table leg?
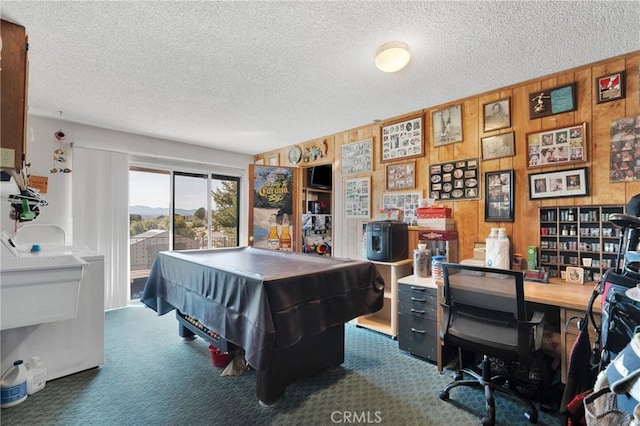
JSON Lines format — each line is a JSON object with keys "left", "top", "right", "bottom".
{"left": 256, "top": 324, "right": 345, "bottom": 406}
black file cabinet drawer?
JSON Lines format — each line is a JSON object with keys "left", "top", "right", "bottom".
{"left": 398, "top": 283, "right": 438, "bottom": 362}
{"left": 398, "top": 313, "right": 437, "bottom": 361}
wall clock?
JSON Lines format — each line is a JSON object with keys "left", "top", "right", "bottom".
{"left": 288, "top": 146, "right": 302, "bottom": 164}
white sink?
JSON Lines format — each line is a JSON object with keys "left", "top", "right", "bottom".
{"left": 1, "top": 254, "right": 88, "bottom": 330}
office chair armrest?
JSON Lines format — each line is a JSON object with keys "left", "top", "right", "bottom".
{"left": 530, "top": 311, "right": 545, "bottom": 350}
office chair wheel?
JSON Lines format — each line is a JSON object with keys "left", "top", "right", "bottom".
{"left": 439, "top": 390, "right": 450, "bottom": 400}
{"left": 481, "top": 415, "right": 494, "bottom": 426}
{"left": 524, "top": 410, "right": 537, "bottom": 423}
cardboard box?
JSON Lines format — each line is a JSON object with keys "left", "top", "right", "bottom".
{"left": 473, "top": 242, "right": 486, "bottom": 260}
{"left": 416, "top": 206, "right": 452, "bottom": 219}
{"left": 416, "top": 218, "right": 455, "bottom": 230}
{"left": 527, "top": 246, "right": 538, "bottom": 270}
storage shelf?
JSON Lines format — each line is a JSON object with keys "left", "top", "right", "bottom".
{"left": 538, "top": 205, "right": 624, "bottom": 282}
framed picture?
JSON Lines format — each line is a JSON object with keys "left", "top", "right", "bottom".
{"left": 380, "top": 115, "right": 423, "bottom": 163}
{"left": 485, "top": 169, "right": 514, "bottom": 222}
{"left": 481, "top": 132, "right": 515, "bottom": 161}
{"left": 609, "top": 115, "right": 640, "bottom": 182}
{"left": 529, "top": 83, "right": 577, "bottom": 119}
{"left": 254, "top": 158, "right": 265, "bottom": 165}
{"left": 483, "top": 98, "right": 511, "bottom": 132}
{"left": 345, "top": 177, "right": 371, "bottom": 218}
{"left": 565, "top": 266, "right": 585, "bottom": 284}
{"left": 432, "top": 104, "right": 463, "bottom": 147}
{"left": 596, "top": 71, "right": 626, "bottom": 104}
{"left": 342, "top": 138, "right": 373, "bottom": 176}
{"left": 381, "top": 191, "right": 422, "bottom": 226}
{"left": 268, "top": 154, "right": 279, "bottom": 166}
{"left": 528, "top": 167, "right": 589, "bottom": 200}
{"left": 386, "top": 161, "right": 416, "bottom": 190}
{"left": 429, "top": 157, "right": 480, "bottom": 201}
{"left": 526, "top": 122, "right": 587, "bottom": 168}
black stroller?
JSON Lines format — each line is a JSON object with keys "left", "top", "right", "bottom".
{"left": 561, "top": 195, "right": 640, "bottom": 424}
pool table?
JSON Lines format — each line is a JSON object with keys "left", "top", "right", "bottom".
{"left": 141, "top": 246, "right": 384, "bottom": 405}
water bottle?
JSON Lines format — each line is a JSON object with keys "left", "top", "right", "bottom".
{"left": 1, "top": 360, "right": 28, "bottom": 408}
{"left": 25, "top": 356, "right": 46, "bottom": 395}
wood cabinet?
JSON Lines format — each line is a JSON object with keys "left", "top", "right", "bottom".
{"left": 397, "top": 276, "right": 438, "bottom": 362}
{"left": 355, "top": 258, "right": 412, "bottom": 337}
{"left": 0, "top": 20, "right": 28, "bottom": 170}
{"left": 539, "top": 205, "right": 625, "bottom": 282}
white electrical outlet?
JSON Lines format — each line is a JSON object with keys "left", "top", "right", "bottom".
{"left": 1, "top": 148, "right": 15, "bottom": 168}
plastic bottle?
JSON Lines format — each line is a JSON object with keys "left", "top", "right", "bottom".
{"left": 279, "top": 213, "right": 292, "bottom": 251}
{"left": 432, "top": 255, "right": 446, "bottom": 278}
{"left": 266, "top": 214, "right": 280, "bottom": 250}
{"left": 25, "top": 356, "right": 46, "bottom": 395}
{"left": 1, "top": 360, "right": 28, "bottom": 408}
{"left": 413, "top": 244, "right": 431, "bottom": 278}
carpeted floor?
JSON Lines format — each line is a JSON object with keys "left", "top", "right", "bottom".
{"left": 0, "top": 303, "right": 561, "bottom": 425}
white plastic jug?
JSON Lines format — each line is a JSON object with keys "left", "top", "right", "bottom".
{"left": 1, "top": 360, "right": 28, "bottom": 408}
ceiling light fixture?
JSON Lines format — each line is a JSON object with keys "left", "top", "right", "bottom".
{"left": 375, "top": 41, "right": 411, "bottom": 73}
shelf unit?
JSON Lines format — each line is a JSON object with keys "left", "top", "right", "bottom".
{"left": 354, "top": 258, "right": 413, "bottom": 338}
{"left": 539, "top": 205, "right": 624, "bottom": 282}
{"left": 301, "top": 213, "right": 332, "bottom": 256}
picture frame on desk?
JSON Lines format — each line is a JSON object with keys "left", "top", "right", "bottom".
{"left": 565, "top": 266, "right": 585, "bottom": 284}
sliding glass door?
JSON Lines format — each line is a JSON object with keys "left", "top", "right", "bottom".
{"left": 129, "top": 168, "right": 240, "bottom": 300}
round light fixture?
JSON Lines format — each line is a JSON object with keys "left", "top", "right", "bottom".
{"left": 375, "top": 41, "right": 411, "bottom": 73}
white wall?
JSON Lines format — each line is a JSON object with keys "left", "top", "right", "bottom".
{"left": 1, "top": 115, "right": 253, "bottom": 246}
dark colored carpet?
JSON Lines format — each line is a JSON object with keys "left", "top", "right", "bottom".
{"left": 1, "top": 303, "right": 561, "bottom": 425}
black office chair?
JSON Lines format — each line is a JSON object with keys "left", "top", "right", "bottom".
{"left": 438, "top": 263, "right": 545, "bottom": 426}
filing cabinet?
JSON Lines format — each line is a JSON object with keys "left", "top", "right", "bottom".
{"left": 398, "top": 282, "right": 438, "bottom": 362}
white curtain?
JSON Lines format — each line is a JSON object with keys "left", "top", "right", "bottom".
{"left": 72, "top": 147, "right": 129, "bottom": 310}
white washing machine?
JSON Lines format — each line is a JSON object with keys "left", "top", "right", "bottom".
{"left": 1, "top": 225, "right": 105, "bottom": 380}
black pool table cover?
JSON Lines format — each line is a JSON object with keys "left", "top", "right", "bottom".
{"left": 141, "top": 247, "right": 384, "bottom": 370}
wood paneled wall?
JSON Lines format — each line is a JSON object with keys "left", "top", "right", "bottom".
{"left": 258, "top": 51, "right": 640, "bottom": 261}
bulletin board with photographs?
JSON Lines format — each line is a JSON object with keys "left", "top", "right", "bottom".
{"left": 380, "top": 115, "right": 424, "bottom": 163}
{"left": 381, "top": 191, "right": 422, "bottom": 226}
{"left": 428, "top": 157, "right": 480, "bottom": 201}
{"left": 386, "top": 161, "right": 416, "bottom": 190}
{"left": 526, "top": 123, "right": 587, "bottom": 168}
{"left": 610, "top": 115, "right": 640, "bottom": 182}
{"left": 341, "top": 138, "right": 373, "bottom": 176}
{"left": 345, "top": 177, "right": 371, "bottom": 218}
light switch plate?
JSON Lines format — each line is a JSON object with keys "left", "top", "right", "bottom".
{"left": 1, "top": 148, "right": 15, "bottom": 168}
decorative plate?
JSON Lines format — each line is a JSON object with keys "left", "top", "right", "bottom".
{"left": 288, "top": 146, "right": 302, "bottom": 164}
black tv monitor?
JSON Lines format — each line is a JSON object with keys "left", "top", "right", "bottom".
{"left": 307, "top": 165, "right": 332, "bottom": 190}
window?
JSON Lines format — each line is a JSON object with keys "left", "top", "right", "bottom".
{"left": 129, "top": 168, "right": 240, "bottom": 300}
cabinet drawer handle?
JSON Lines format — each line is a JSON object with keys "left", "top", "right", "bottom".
{"left": 410, "top": 286, "right": 426, "bottom": 292}
{"left": 411, "top": 327, "right": 426, "bottom": 334}
{"left": 410, "top": 308, "right": 426, "bottom": 314}
{"left": 410, "top": 297, "right": 427, "bottom": 302}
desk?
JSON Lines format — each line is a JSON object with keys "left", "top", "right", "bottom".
{"left": 405, "top": 275, "right": 600, "bottom": 383}
{"left": 141, "top": 247, "right": 384, "bottom": 405}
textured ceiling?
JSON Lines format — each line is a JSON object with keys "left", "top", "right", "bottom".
{"left": 2, "top": 1, "right": 639, "bottom": 156}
